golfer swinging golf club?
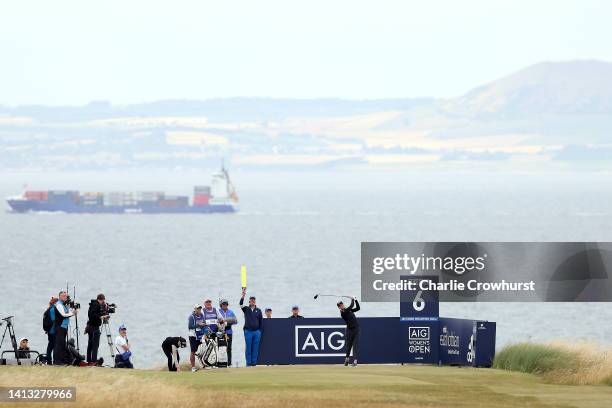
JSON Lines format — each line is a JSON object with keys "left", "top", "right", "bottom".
{"left": 337, "top": 296, "right": 360, "bottom": 367}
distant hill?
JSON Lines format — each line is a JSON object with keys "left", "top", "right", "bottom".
{"left": 444, "top": 60, "right": 612, "bottom": 117}
{"left": 0, "top": 98, "right": 434, "bottom": 123}
{"left": 2, "top": 60, "right": 612, "bottom": 171}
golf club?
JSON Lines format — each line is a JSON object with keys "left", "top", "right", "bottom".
{"left": 313, "top": 294, "right": 354, "bottom": 300}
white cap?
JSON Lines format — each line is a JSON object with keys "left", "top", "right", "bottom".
{"left": 194, "top": 304, "right": 202, "bottom": 310}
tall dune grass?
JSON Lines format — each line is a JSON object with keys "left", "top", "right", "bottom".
{"left": 0, "top": 366, "right": 210, "bottom": 408}
{"left": 493, "top": 342, "right": 612, "bottom": 385}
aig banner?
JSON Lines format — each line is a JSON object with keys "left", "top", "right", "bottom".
{"left": 257, "top": 317, "right": 495, "bottom": 366}
{"left": 258, "top": 318, "right": 403, "bottom": 365}
{"left": 362, "top": 242, "right": 612, "bottom": 301}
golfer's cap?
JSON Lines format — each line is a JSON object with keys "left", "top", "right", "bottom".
{"left": 292, "top": 305, "right": 299, "bottom": 310}
{"left": 118, "top": 324, "right": 127, "bottom": 331}
{"left": 204, "top": 299, "right": 212, "bottom": 303}
{"left": 265, "top": 307, "right": 272, "bottom": 312}
{"left": 19, "top": 337, "right": 28, "bottom": 343}
{"left": 194, "top": 304, "right": 202, "bottom": 310}
{"left": 219, "top": 298, "right": 229, "bottom": 305}
{"left": 249, "top": 295, "right": 256, "bottom": 300}
{"left": 337, "top": 301, "right": 344, "bottom": 306}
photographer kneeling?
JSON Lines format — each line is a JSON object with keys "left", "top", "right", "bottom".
{"left": 66, "top": 338, "right": 85, "bottom": 366}
{"left": 53, "top": 291, "right": 78, "bottom": 366}
{"left": 86, "top": 293, "right": 109, "bottom": 365}
{"left": 114, "top": 324, "right": 133, "bottom": 369}
{"left": 17, "top": 338, "right": 31, "bottom": 359}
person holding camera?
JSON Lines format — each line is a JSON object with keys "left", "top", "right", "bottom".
{"left": 85, "top": 293, "right": 109, "bottom": 364}
{"left": 53, "top": 290, "right": 78, "bottom": 365}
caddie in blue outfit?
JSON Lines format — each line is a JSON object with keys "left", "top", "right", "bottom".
{"left": 188, "top": 304, "right": 206, "bottom": 372}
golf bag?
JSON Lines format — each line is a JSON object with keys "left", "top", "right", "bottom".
{"left": 195, "top": 334, "right": 217, "bottom": 368}
{"left": 215, "top": 331, "right": 228, "bottom": 368}
{"left": 195, "top": 323, "right": 229, "bottom": 368}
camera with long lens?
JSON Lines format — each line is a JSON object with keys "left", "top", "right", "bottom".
{"left": 106, "top": 303, "right": 117, "bottom": 314}
{"left": 66, "top": 296, "right": 80, "bottom": 310}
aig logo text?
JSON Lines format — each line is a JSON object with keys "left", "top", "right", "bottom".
{"left": 295, "top": 325, "right": 347, "bottom": 357}
{"left": 408, "top": 326, "right": 431, "bottom": 355}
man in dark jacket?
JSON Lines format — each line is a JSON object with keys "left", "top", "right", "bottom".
{"left": 86, "top": 294, "right": 108, "bottom": 364}
{"left": 239, "top": 288, "right": 263, "bottom": 366}
{"left": 337, "top": 297, "right": 360, "bottom": 367}
{"left": 161, "top": 336, "right": 187, "bottom": 371}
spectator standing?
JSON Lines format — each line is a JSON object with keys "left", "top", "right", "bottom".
{"left": 239, "top": 288, "right": 263, "bottom": 367}
{"left": 289, "top": 305, "right": 304, "bottom": 319}
{"left": 218, "top": 299, "right": 238, "bottom": 366}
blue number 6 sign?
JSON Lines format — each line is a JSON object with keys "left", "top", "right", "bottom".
{"left": 400, "top": 275, "right": 439, "bottom": 321}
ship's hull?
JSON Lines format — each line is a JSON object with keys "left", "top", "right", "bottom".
{"left": 6, "top": 199, "right": 236, "bottom": 214}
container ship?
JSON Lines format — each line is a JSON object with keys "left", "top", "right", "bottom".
{"left": 6, "top": 167, "right": 238, "bottom": 214}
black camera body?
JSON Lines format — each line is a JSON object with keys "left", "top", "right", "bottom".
{"left": 106, "top": 303, "right": 117, "bottom": 314}
{"left": 66, "top": 296, "right": 80, "bottom": 310}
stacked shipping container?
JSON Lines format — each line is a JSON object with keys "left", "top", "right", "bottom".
{"left": 104, "top": 192, "right": 124, "bottom": 207}
{"left": 159, "top": 195, "right": 189, "bottom": 207}
{"left": 24, "top": 191, "right": 48, "bottom": 201}
{"left": 22, "top": 187, "right": 213, "bottom": 208}
{"left": 193, "top": 186, "right": 211, "bottom": 206}
{"left": 122, "top": 192, "right": 137, "bottom": 207}
{"left": 48, "top": 191, "right": 79, "bottom": 204}
{"left": 82, "top": 192, "right": 104, "bottom": 206}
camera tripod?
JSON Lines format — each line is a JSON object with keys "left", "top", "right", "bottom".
{"left": 0, "top": 316, "right": 20, "bottom": 363}
{"left": 102, "top": 320, "right": 115, "bottom": 358}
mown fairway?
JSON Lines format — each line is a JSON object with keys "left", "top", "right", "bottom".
{"left": 1, "top": 364, "right": 611, "bottom": 407}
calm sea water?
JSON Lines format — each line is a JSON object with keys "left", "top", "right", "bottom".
{"left": 1, "top": 169, "right": 611, "bottom": 368}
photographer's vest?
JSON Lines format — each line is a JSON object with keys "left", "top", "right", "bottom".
{"left": 53, "top": 301, "right": 70, "bottom": 330}
{"left": 203, "top": 307, "right": 218, "bottom": 332}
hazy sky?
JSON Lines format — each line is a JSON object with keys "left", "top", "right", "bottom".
{"left": 1, "top": 0, "right": 610, "bottom": 105}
